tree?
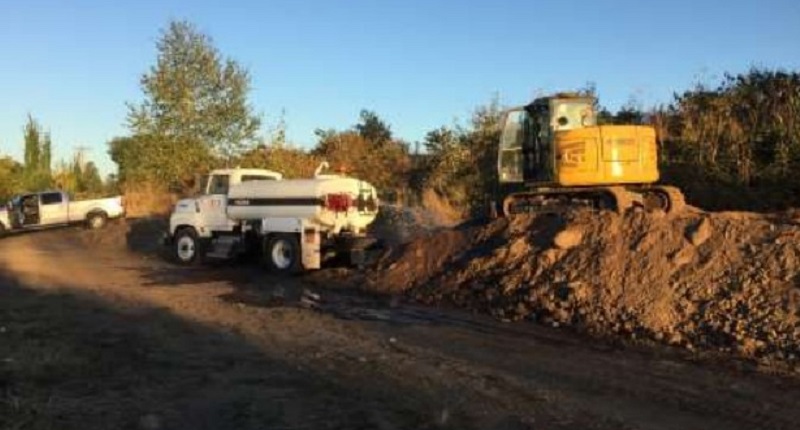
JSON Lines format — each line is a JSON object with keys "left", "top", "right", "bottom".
{"left": 53, "top": 158, "right": 104, "bottom": 198}
{"left": 238, "top": 144, "right": 320, "bottom": 179}
{"left": 109, "top": 135, "right": 165, "bottom": 184}
{"left": 123, "top": 20, "right": 261, "bottom": 187}
{"left": 21, "top": 115, "right": 52, "bottom": 191}
{"left": 355, "top": 110, "right": 392, "bottom": 145}
{"left": 313, "top": 111, "right": 411, "bottom": 200}
{"left": 23, "top": 115, "right": 41, "bottom": 172}
{"left": 41, "top": 132, "right": 52, "bottom": 175}
{"left": 416, "top": 99, "right": 503, "bottom": 214}
{"left": 0, "top": 156, "right": 23, "bottom": 201}
{"left": 78, "top": 161, "right": 104, "bottom": 195}
{"left": 661, "top": 69, "right": 800, "bottom": 186}
{"left": 329, "top": 131, "right": 407, "bottom": 192}
{"left": 421, "top": 126, "right": 465, "bottom": 192}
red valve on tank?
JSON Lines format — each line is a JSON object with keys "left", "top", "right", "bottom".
{"left": 324, "top": 193, "right": 353, "bottom": 213}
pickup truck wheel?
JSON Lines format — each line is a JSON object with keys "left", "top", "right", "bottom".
{"left": 263, "top": 234, "right": 301, "bottom": 274}
{"left": 174, "top": 228, "right": 203, "bottom": 265}
{"left": 86, "top": 212, "right": 107, "bottom": 230}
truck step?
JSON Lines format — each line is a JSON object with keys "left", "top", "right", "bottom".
{"left": 205, "top": 236, "right": 240, "bottom": 259}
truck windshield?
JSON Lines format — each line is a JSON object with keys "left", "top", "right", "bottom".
{"left": 205, "top": 175, "right": 230, "bottom": 195}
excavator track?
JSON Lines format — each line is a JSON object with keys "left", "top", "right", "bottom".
{"left": 502, "top": 185, "right": 685, "bottom": 216}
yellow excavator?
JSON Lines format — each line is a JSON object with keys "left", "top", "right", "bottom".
{"left": 495, "top": 93, "right": 684, "bottom": 215}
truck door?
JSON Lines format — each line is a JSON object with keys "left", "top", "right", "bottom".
{"left": 40, "top": 192, "right": 68, "bottom": 225}
{"left": 203, "top": 174, "right": 231, "bottom": 230}
{"left": 18, "top": 194, "right": 40, "bottom": 226}
{"left": 498, "top": 110, "right": 525, "bottom": 184}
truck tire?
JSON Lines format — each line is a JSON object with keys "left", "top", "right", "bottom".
{"left": 263, "top": 234, "right": 302, "bottom": 274}
{"left": 86, "top": 212, "right": 107, "bottom": 230}
{"left": 174, "top": 228, "right": 204, "bottom": 266}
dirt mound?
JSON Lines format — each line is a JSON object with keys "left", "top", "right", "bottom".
{"left": 61, "top": 217, "right": 168, "bottom": 256}
{"left": 374, "top": 207, "right": 800, "bottom": 368}
{"left": 369, "top": 204, "right": 454, "bottom": 246}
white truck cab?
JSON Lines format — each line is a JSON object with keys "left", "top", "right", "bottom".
{"left": 170, "top": 168, "right": 283, "bottom": 239}
{"left": 167, "top": 165, "right": 379, "bottom": 273}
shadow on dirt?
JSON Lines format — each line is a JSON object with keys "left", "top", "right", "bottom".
{"left": 125, "top": 217, "right": 169, "bottom": 257}
{"left": 0, "top": 269, "right": 457, "bottom": 430}
{"left": 119, "top": 263, "right": 262, "bottom": 287}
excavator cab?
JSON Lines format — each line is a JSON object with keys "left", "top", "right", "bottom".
{"left": 496, "top": 94, "right": 683, "bottom": 215}
{"left": 499, "top": 96, "right": 599, "bottom": 186}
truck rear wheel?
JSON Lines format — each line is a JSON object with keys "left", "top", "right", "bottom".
{"left": 263, "top": 234, "right": 301, "bottom": 274}
{"left": 174, "top": 228, "right": 204, "bottom": 266}
{"left": 86, "top": 212, "right": 107, "bottom": 230}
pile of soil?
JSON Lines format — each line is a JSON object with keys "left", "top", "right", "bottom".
{"left": 66, "top": 217, "right": 168, "bottom": 257}
{"left": 373, "top": 207, "right": 800, "bottom": 367}
{"left": 369, "top": 204, "right": 452, "bottom": 246}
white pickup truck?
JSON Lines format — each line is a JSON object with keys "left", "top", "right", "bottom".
{"left": 0, "top": 190, "right": 125, "bottom": 235}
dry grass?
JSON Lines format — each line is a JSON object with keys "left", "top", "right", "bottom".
{"left": 122, "top": 182, "right": 177, "bottom": 218}
{"left": 421, "top": 189, "right": 465, "bottom": 227}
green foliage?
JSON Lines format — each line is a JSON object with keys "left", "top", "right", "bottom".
{"left": 108, "top": 134, "right": 209, "bottom": 189}
{"left": 659, "top": 68, "right": 800, "bottom": 191}
{"left": 416, "top": 99, "right": 502, "bottom": 215}
{"left": 312, "top": 111, "right": 412, "bottom": 201}
{"left": 23, "top": 116, "right": 41, "bottom": 171}
{"left": 237, "top": 144, "right": 319, "bottom": 179}
{"left": 53, "top": 158, "right": 106, "bottom": 198}
{"left": 0, "top": 156, "right": 23, "bottom": 202}
{"left": 21, "top": 115, "right": 53, "bottom": 191}
{"left": 41, "top": 133, "right": 52, "bottom": 176}
{"left": 355, "top": 109, "right": 392, "bottom": 145}
{"left": 119, "top": 20, "right": 261, "bottom": 190}
{"left": 77, "top": 162, "right": 104, "bottom": 196}
{"left": 1, "top": 115, "right": 108, "bottom": 201}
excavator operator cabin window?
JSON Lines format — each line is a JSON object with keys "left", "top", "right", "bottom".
{"left": 499, "top": 110, "right": 526, "bottom": 183}
{"left": 552, "top": 100, "right": 596, "bottom": 131}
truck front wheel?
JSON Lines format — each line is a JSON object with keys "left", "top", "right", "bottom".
{"left": 263, "top": 234, "right": 301, "bottom": 274}
{"left": 174, "top": 228, "right": 204, "bottom": 266}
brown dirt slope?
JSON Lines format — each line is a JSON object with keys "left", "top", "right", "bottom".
{"left": 375, "top": 207, "right": 800, "bottom": 370}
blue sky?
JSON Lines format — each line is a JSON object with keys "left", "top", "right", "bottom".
{"left": 1, "top": 0, "right": 798, "bottom": 175}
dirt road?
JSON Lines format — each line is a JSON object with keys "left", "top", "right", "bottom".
{"left": 2, "top": 221, "right": 800, "bottom": 429}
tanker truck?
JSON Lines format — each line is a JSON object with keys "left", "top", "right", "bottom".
{"left": 165, "top": 163, "right": 380, "bottom": 273}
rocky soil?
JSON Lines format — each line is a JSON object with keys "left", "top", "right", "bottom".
{"left": 374, "top": 207, "right": 800, "bottom": 371}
